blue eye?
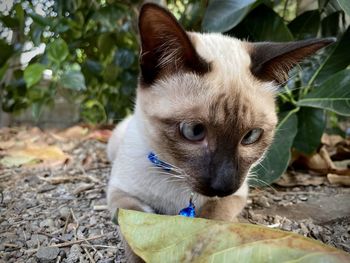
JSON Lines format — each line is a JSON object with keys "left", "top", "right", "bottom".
{"left": 241, "top": 128, "right": 263, "bottom": 145}
{"left": 180, "top": 122, "right": 206, "bottom": 141}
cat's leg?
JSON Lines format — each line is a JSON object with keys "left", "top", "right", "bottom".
{"left": 199, "top": 194, "right": 247, "bottom": 222}
{"left": 198, "top": 181, "right": 248, "bottom": 222}
{"left": 108, "top": 187, "right": 152, "bottom": 263}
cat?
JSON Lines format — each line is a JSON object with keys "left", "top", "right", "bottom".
{"left": 107, "top": 3, "right": 334, "bottom": 262}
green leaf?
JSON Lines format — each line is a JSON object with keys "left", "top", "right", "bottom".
{"left": 310, "top": 26, "right": 350, "bottom": 86}
{"left": 60, "top": 69, "right": 86, "bottom": 91}
{"left": 321, "top": 12, "right": 341, "bottom": 37}
{"left": 288, "top": 10, "right": 320, "bottom": 40}
{"left": 81, "top": 99, "right": 107, "bottom": 124}
{"left": 0, "top": 15, "right": 19, "bottom": 28}
{"left": 338, "top": 0, "right": 350, "bottom": 16}
{"left": 229, "top": 4, "right": 293, "bottom": 41}
{"left": 31, "top": 101, "right": 44, "bottom": 121}
{"left": 202, "top": 0, "right": 256, "bottom": 32}
{"left": 252, "top": 110, "right": 298, "bottom": 186}
{"left": 293, "top": 107, "right": 326, "bottom": 155}
{"left": 24, "top": 63, "right": 45, "bottom": 88}
{"left": 298, "top": 69, "right": 350, "bottom": 116}
{"left": 98, "top": 33, "right": 116, "bottom": 58}
{"left": 0, "top": 39, "right": 14, "bottom": 67}
{"left": 28, "top": 12, "right": 51, "bottom": 27}
{"left": 118, "top": 209, "right": 350, "bottom": 263}
{"left": 47, "top": 38, "right": 69, "bottom": 64}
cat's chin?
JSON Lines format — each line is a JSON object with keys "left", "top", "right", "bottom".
{"left": 194, "top": 187, "right": 237, "bottom": 198}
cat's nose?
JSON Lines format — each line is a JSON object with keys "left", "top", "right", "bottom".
{"left": 208, "top": 182, "right": 235, "bottom": 197}
{"left": 208, "top": 159, "right": 238, "bottom": 197}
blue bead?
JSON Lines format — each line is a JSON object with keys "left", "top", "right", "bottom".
{"left": 179, "top": 203, "right": 196, "bottom": 218}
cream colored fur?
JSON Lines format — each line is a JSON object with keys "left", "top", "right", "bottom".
{"left": 106, "top": 32, "right": 277, "bottom": 219}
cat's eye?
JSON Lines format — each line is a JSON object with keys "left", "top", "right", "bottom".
{"left": 180, "top": 122, "right": 206, "bottom": 141}
{"left": 241, "top": 128, "right": 263, "bottom": 145}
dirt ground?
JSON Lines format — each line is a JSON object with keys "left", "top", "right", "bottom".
{"left": 0, "top": 127, "right": 349, "bottom": 262}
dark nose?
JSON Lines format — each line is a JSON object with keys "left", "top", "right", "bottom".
{"left": 207, "top": 158, "right": 238, "bottom": 197}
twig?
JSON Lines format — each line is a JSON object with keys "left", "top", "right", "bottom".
{"left": 63, "top": 213, "right": 71, "bottom": 234}
{"left": 39, "top": 175, "right": 98, "bottom": 185}
{"left": 3, "top": 243, "right": 20, "bottom": 248}
{"left": 25, "top": 235, "right": 105, "bottom": 253}
{"left": 84, "top": 239, "right": 104, "bottom": 259}
{"left": 70, "top": 208, "right": 79, "bottom": 241}
{"left": 93, "top": 205, "right": 108, "bottom": 211}
{"left": 81, "top": 244, "right": 118, "bottom": 249}
{"left": 51, "top": 235, "right": 105, "bottom": 247}
{"left": 82, "top": 246, "right": 96, "bottom": 263}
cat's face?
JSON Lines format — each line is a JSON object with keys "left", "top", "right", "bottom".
{"left": 136, "top": 4, "right": 334, "bottom": 197}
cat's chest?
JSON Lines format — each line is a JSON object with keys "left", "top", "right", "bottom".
{"left": 136, "top": 171, "right": 206, "bottom": 215}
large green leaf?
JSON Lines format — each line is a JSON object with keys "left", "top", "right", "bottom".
{"left": 0, "top": 39, "right": 14, "bottom": 67}
{"left": 229, "top": 4, "right": 293, "bottom": 41}
{"left": 202, "top": 0, "right": 256, "bottom": 32}
{"left": 24, "top": 63, "right": 45, "bottom": 88}
{"left": 288, "top": 10, "right": 320, "bottom": 40}
{"left": 118, "top": 209, "right": 350, "bottom": 263}
{"left": 310, "top": 26, "right": 350, "bottom": 86}
{"left": 47, "top": 38, "right": 69, "bottom": 64}
{"left": 293, "top": 107, "right": 326, "bottom": 155}
{"left": 321, "top": 12, "right": 341, "bottom": 37}
{"left": 252, "top": 111, "right": 298, "bottom": 186}
{"left": 60, "top": 69, "right": 86, "bottom": 91}
{"left": 298, "top": 69, "right": 350, "bottom": 116}
{"left": 338, "top": 0, "right": 350, "bottom": 16}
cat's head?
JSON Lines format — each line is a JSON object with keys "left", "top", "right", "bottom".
{"left": 135, "top": 3, "right": 334, "bottom": 197}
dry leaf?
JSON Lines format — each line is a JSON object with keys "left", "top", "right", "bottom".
{"left": 0, "top": 155, "right": 38, "bottom": 167}
{"left": 321, "top": 134, "right": 343, "bottom": 147}
{"left": 53, "top": 126, "right": 89, "bottom": 140}
{"left": 86, "top": 129, "right": 112, "bottom": 143}
{"left": 327, "top": 173, "right": 350, "bottom": 186}
{"left": 118, "top": 209, "right": 350, "bottom": 263}
{"left": 275, "top": 172, "right": 327, "bottom": 187}
{"left": 1, "top": 143, "right": 69, "bottom": 168}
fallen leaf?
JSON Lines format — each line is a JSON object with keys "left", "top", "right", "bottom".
{"left": 293, "top": 146, "right": 334, "bottom": 173}
{"left": 53, "top": 126, "right": 89, "bottom": 140}
{"left": 275, "top": 172, "right": 327, "bottom": 187}
{"left": 118, "top": 209, "right": 350, "bottom": 263}
{"left": 321, "top": 134, "right": 344, "bottom": 147}
{"left": 0, "top": 140, "right": 16, "bottom": 150}
{"left": 86, "top": 129, "right": 112, "bottom": 143}
{"left": 0, "top": 155, "right": 38, "bottom": 167}
{"left": 327, "top": 173, "right": 350, "bottom": 186}
{"left": 1, "top": 144, "right": 69, "bottom": 168}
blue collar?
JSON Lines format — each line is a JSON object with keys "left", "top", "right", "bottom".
{"left": 147, "top": 152, "right": 172, "bottom": 171}
{"left": 147, "top": 151, "right": 196, "bottom": 218}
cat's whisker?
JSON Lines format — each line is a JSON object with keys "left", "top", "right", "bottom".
{"left": 146, "top": 166, "right": 185, "bottom": 176}
{"left": 247, "top": 174, "right": 278, "bottom": 193}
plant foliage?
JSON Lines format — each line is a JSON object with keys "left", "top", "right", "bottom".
{"left": 1, "top": 0, "right": 349, "bottom": 184}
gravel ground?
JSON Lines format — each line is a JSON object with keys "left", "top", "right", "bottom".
{"left": 0, "top": 129, "right": 349, "bottom": 262}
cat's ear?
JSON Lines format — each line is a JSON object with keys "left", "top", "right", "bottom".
{"left": 138, "top": 3, "right": 210, "bottom": 85}
{"left": 248, "top": 38, "right": 336, "bottom": 84}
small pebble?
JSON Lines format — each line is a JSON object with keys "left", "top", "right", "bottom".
{"left": 255, "top": 196, "right": 270, "bottom": 208}
{"left": 272, "top": 195, "right": 282, "bottom": 201}
{"left": 59, "top": 206, "right": 71, "bottom": 218}
{"left": 298, "top": 194, "right": 308, "bottom": 201}
{"left": 36, "top": 246, "right": 60, "bottom": 263}
{"left": 281, "top": 219, "right": 293, "bottom": 231}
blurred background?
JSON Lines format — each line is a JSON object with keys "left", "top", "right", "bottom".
{"left": 0, "top": 0, "right": 349, "bottom": 128}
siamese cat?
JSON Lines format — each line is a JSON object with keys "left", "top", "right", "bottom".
{"left": 107, "top": 3, "right": 334, "bottom": 261}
